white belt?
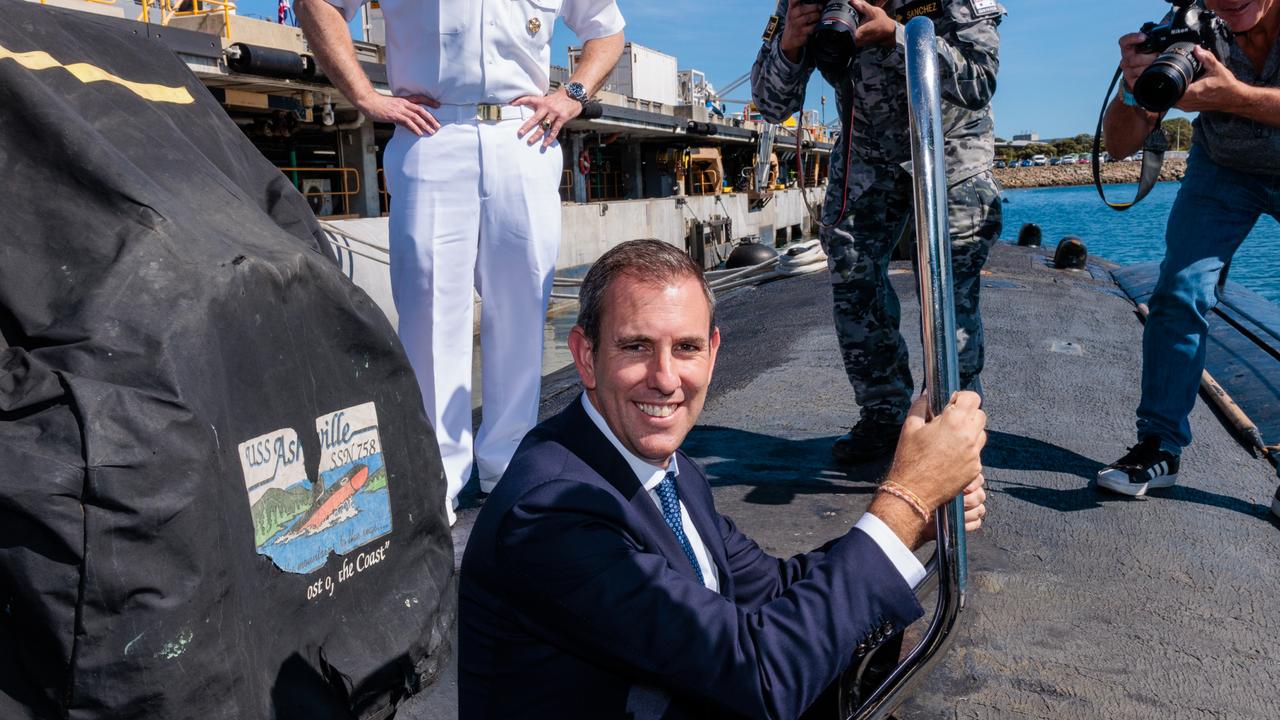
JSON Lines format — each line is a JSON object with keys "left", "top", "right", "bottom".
{"left": 434, "top": 103, "right": 533, "bottom": 124}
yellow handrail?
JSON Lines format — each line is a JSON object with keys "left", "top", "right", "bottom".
{"left": 376, "top": 167, "right": 390, "bottom": 215}
{"left": 278, "top": 166, "right": 361, "bottom": 218}
{"left": 690, "top": 169, "right": 721, "bottom": 196}
{"left": 560, "top": 169, "right": 572, "bottom": 200}
{"left": 167, "top": 0, "right": 236, "bottom": 38}
{"left": 586, "top": 170, "right": 623, "bottom": 202}
{"left": 138, "top": 0, "right": 238, "bottom": 40}
{"left": 37, "top": 0, "right": 239, "bottom": 40}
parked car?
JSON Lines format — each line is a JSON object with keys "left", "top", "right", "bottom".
{"left": 994, "top": 159, "right": 1007, "bottom": 169}
{"left": 1031, "top": 154, "right": 1048, "bottom": 166}
{"left": 1059, "top": 154, "right": 1077, "bottom": 164}
{"left": 1076, "top": 154, "right": 1092, "bottom": 164}
{"left": 1019, "top": 158, "right": 1033, "bottom": 167}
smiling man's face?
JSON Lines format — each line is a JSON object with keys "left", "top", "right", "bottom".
{"left": 1207, "top": 0, "right": 1277, "bottom": 32}
{"left": 570, "top": 273, "right": 719, "bottom": 467}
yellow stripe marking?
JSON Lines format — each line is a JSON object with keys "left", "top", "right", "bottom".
{"left": 0, "top": 43, "right": 194, "bottom": 104}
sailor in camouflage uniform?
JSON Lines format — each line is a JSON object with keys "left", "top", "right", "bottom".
{"left": 752, "top": 0, "right": 1004, "bottom": 462}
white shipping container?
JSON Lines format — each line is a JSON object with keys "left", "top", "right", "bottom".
{"left": 569, "top": 42, "right": 678, "bottom": 106}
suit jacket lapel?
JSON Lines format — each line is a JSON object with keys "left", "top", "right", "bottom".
{"left": 553, "top": 400, "right": 703, "bottom": 585}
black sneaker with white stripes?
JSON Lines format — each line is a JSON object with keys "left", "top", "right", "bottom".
{"left": 1097, "top": 436, "right": 1180, "bottom": 497}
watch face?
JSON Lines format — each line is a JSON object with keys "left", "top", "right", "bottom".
{"left": 567, "top": 82, "right": 587, "bottom": 102}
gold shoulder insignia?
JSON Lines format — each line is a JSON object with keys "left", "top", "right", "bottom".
{"left": 762, "top": 15, "right": 780, "bottom": 43}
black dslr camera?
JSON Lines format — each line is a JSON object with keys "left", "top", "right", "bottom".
{"left": 801, "top": 0, "right": 861, "bottom": 72}
{"left": 1132, "top": 0, "right": 1234, "bottom": 113}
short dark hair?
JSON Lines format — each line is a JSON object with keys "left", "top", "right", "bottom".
{"left": 576, "top": 239, "right": 716, "bottom": 349}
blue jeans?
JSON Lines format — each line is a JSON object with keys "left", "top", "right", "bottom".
{"left": 1137, "top": 146, "right": 1280, "bottom": 454}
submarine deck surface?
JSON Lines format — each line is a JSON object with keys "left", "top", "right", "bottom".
{"left": 409, "top": 241, "right": 1280, "bottom": 719}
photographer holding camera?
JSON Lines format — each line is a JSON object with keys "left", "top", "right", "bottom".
{"left": 752, "top": 0, "right": 1004, "bottom": 464}
{"left": 1098, "top": 0, "right": 1280, "bottom": 517}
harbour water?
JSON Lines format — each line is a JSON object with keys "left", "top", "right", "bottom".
{"left": 488, "top": 179, "right": 1280, "bottom": 400}
{"left": 1000, "top": 181, "right": 1280, "bottom": 303}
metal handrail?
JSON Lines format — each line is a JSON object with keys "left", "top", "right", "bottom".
{"left": 278, "top": 166, "right": 361, "bottom": 217}
{"left": 377, "top": 167, "right": 391, "bottom": 214}
{"left": 29, "top": 0, "right": 246, "bottom": 44}
{"left": 559, "top": 169, "right": 573, "bottom": 200}
{"left": 841, "top": 17, "right": 967, "bottom": 720}
{"left": 690, "top": 169, "right": 721, "bottom": 196}
{"left": 138, "top": 0, "right": 236, "bottom": 39}
{"left": 587, "top": 170, "right": 624, "bottom": 201}
{"left": 167, "top": 0, "right": 236, "bottom": 39}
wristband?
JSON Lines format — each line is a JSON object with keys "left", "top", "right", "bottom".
{"left": 877, "top": 481, "right": 930, "bottom": 522}
{"left": 1122, "top": 81, "right": 1139, "bottom": 107}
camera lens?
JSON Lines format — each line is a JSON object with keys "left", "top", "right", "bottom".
{"left": 1132, "top": 42, "right": 1199, "bottom": 113}
{"left": 810, "top": 0, "right": 859, "bottom": 72}
{"left": 812, "top": 26, "right": 856, "bottom": 70}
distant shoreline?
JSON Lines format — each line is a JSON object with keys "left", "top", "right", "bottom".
{"left": 994, "top": 159, "right": 1186, "bottom": 189}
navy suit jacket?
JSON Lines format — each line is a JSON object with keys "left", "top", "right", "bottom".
{"left": 458, "top": 399, "right": 924, "bottom": 720}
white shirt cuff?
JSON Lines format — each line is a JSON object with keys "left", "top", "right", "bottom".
{"left": 855, "top": 513, "right": 927, "bottom": 588}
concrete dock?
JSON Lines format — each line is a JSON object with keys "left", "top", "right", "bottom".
{"left": 406, "top": 241, "right": 1280, "bottom": 719}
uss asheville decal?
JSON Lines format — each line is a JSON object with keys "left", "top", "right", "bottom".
{"left": 238, "top": 402, "right": 393, "bottom": 574}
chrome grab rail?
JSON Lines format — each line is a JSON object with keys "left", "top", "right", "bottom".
{"left": 840, "top": 16, "right": 967, "bottom": 720}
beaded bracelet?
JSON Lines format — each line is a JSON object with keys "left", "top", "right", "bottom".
{"left": 877, "top": 481, "right": 930, "bottom": 522}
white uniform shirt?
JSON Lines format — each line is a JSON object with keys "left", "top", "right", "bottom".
{"left": 323, "top": 0, "right": 626, "bottom": 105}
{"left": 579, "top": 393, "right": 927, "bottom": 593}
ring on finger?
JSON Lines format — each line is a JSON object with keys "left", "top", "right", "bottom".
{"left": 541, "top": 119, "right": 553, "bottom": 130}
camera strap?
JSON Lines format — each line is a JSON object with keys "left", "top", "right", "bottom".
{"left": 1092, "top": 65, "right": 1167, "bottom": 211}
{"left": 819, "top": 78, "right": 857, "bottom": 230}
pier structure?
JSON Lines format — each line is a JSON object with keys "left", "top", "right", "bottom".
{"left": 23, "top": 0, "right": 834, "bottom": 269}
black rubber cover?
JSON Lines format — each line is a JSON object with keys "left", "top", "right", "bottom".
{"left": 0, "top": 3, "right": 454, "bottom": 718}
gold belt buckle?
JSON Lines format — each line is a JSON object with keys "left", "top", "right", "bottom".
{"left": 475, "top": 103, "right": 503, "bottom": 122}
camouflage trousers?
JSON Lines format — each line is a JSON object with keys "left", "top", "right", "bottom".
{"left": 820, "top": 166, "right": 1002, "bottom": 425}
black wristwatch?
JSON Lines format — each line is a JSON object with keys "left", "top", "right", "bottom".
{"left": 564, "top": 81, "right": 589, "bottom": 106}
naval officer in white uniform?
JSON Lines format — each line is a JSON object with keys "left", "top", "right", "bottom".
{"left": 297, "top": 0, "right": 625, "bottom": 524}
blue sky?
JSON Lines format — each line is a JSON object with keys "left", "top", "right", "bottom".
{"left": 240, "top": 1, "right": 1186, "bottom": 140}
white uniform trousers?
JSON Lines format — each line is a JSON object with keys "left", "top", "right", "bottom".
{"left": 385, "top": 107, "right": 563, "bottom": 524}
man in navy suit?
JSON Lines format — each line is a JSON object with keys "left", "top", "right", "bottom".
{"left": 459, "top": 239, "right": 988, "bottom": 719}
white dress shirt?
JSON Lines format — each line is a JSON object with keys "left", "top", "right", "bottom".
{"left": 579, "top": 393, "right": 927, "bottom": 592}
{"left": 323, "top": 0, "right": 626, "bottom": 105}
{"left": 581, "top": 394, "right": 720, "bottom": 592}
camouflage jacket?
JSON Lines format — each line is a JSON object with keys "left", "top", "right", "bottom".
{"left": 752, "top": 0, "right": 1003, "bottom": 217}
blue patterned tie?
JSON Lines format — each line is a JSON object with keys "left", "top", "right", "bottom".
{"left": 656, "top": 472, "right": 704, "bottom": 584}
